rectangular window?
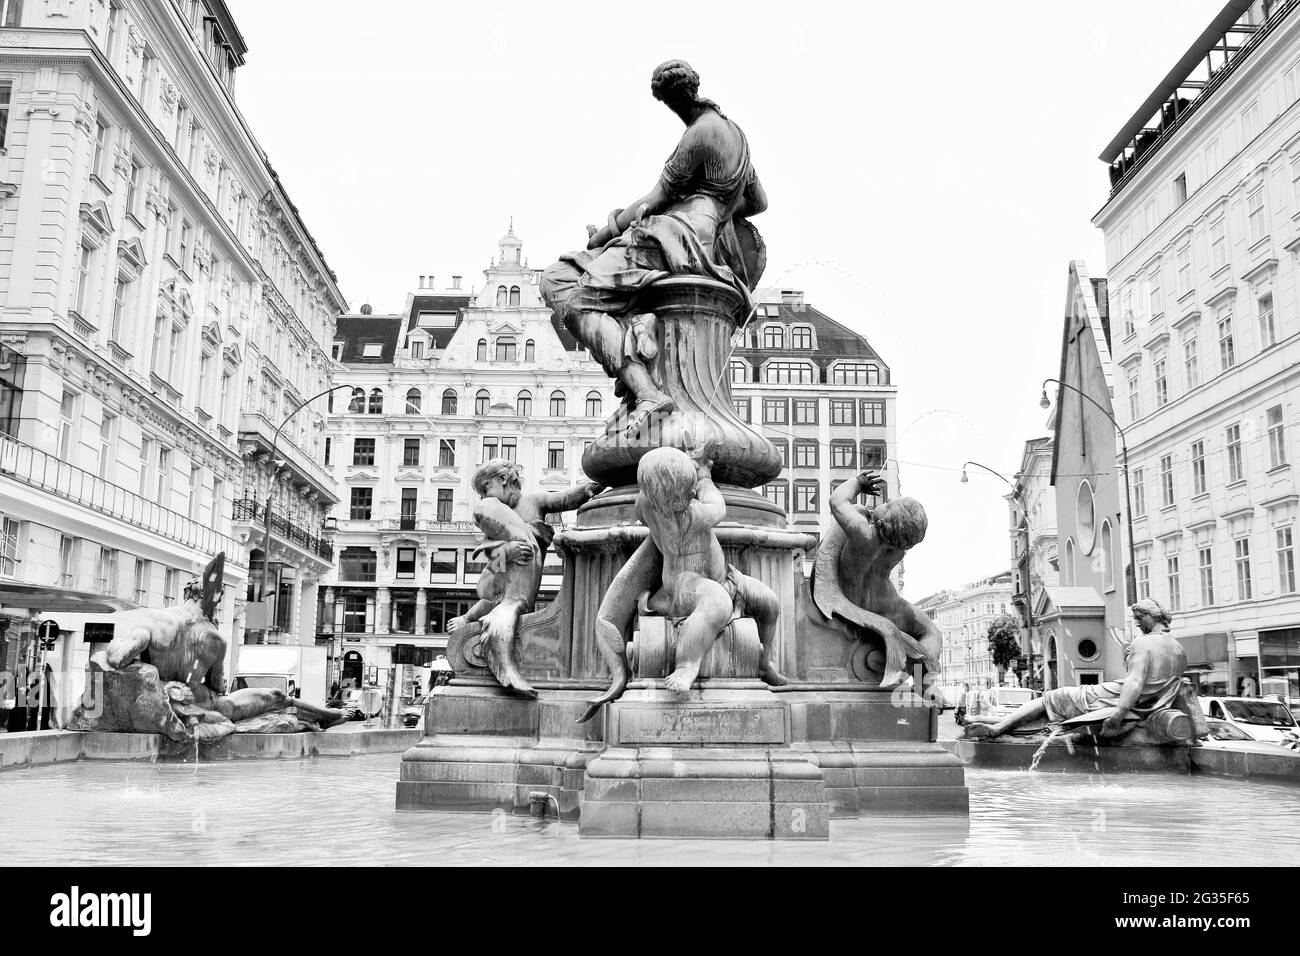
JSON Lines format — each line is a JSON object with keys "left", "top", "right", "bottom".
{"left": 1268, "top": 405, "right": 1287, "bottom": 469}
{"left": 495, "top": 338, "right": 517, "bottom": 362}
{"left": 1218, "top": 314, "right": 1235, "bottom": 370}
{"left": 1137, "top": 560, "right": 1150, "bottom": 601}
{"left": 1132, "top": 467, "right": 1146, "bottom": 517}
{"left": 1278, "top": 527, "right": 1297, "bottom": 595}
{"left": 1248, "top": 185, "right": 1266, "bottom": 244}
{"left": 396, "top": 547, "right": 416, "bottom": 580}
{"left": 859, "top": 399, "right": 885, "bottom": 426}
{"left": 138, "top": 437, "right": 153, "bottom": 496}
{"left": 500, "top": 437, "right": 517, "bottom": 462}
{"left": 482, "top": 437, "right": 498, "bottom": 461}
{"left": 762, "top": 482, "right": 788, "bottom": 513}
{"left": 1160, "top": 454, "right": 1174, "bottom": 508}
{"left": 1210, "top": 218, "right": 1227, "bottom": 270}
{"left": 1166, "top": 555, "right": 1181, "bottom": 612}
{"left": 352, "top": 437, "right": 375, "bottom": 466}
{"left": 438, "top": 439, "right": 455, "bottom": 468}
{"left": 765, "top": 361, "right": 816, "bottom": 384}
{"left": 830, "top": 400, "right": 854, "bottom": 425}
{"left": 732, "top": 398, "right": 750, "bottom": 423}
{"left": 547, "top": 441, "right": 565, "bottom": 469}
{"left": 400, "top": 488, "right": 417, "bottom": 528}
{"left": 430, "top": 548, "right": 457, "bottom": 580}
{"left": 0, "top": 517, "right": 17, "bottom": 576}
{"left": 1127, "top": 368, "right": 1140, "bottom": 421}
{"left": 136, "top": 48, "right": 153, "bottom": 103}
{"left": 0, "top": 81, "right": 10, "bottom": 151}
{"left": 133, "top": 557, "right": 150, "bottom": 605}
{"left": 59, "top": 536, "right": 77, "bottom": 589}
{"left": 58, "top": 390, "right": 77, "bottom": 459}
{"left": 1122, "top": 287, "right": 1135, "bottom": 338}
{"left": 792, "top": 399, "right": 817, "bottom": 424}
{"left": 1176, "top": 244, "right": 1191, "bottom": 294}
{"left": 793, "top": 440, "right": 818, "bottom": 468}
{"left": 1259, "top": 293, "right": 1276, "bottom": 349}
{"left": 1226, "top": 423, "right": 1244, "bottom": 483}
{"left": 1190, "top": 440, "right": 1206, "bottom": 496}
{"left": 1148, "top": 271, "right": 1162, "bottom": 318}
{"left": 860, "top": 441, "right": 886, "bottom": 470}
{"left": 74, "top": 244, "right": 93, "bottom": 316}
{"left": 773, "top": 440, "right": 788, "bottom": 469}
{"left": 92, "top": 116, "right": 110, "bottom": 179}
{"left": 402, "top": 438, "right": 420, "bottom": 467}
{"left": 189, "top": 465, "right": 202, "bottom": 519}
{"left": 829, "top": 442, "right": 855, "bottom": 469}
{"left": 1235, "top": 537, "right": 1253, "bottom": 600}
{"left": 1154, "top": 355, "right": 1168, "bottom": 408}
{"left": 1173, "top": 172, "right": 1187, "bottom": 207}
{"left": 323, "top": 437, "right": 332, "bottom": 466}
{"left": 762, "top": 398, "right": 788, "bottom": 424}
{"left": 793, "top": 482, "right": 818, "bottom": 513}
{"left": 1198, "top": 547, "right": 1215, "bottom": 606}
{"left": 96, "top": 546, "right": 117, "bottom": 595}
{"left": 163, "top": 568, "right": 179, "bottom": 607}
{"left": 436, "top": 488, "right": 453, "bottom": 523}
{"left": 1183, "top": 336, "right": 1199, "bottom": 390}
{"left": 349, "top": 487, "right": 372, "bottom": 520}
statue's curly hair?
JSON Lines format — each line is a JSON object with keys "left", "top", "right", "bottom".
{"left": 871, "top": 497, "right": 928, "bottom": 551}
{"left": 651, "top": 59, "right": 721, "bottom": 114}
{"left": 472, "top": 458, "right": 523, "bottom": 497}
{"left": 1131, "top": 596, "right": 1172, "bottom": 626}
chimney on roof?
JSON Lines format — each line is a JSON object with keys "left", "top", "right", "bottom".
{"left": 452, "top": 275, "right": 462, "bottom": 290}
{"left": 781, "top": 290, "right": 805, "bottom": 312}
{"left": 418, "top": 275, "right": 426, "bottom": 289}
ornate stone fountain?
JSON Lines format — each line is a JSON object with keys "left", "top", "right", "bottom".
{"left": 397, "top": 60, "right": 967, "bottom": 838}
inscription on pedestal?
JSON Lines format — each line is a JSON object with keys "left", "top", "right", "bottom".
{"left": 613, "top": 704, "right": 787, "bottom": 745}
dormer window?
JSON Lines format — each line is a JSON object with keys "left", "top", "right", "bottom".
{"left": 762, "top": 325, "right": 784, "bottom": 349}
{"left": 791, "top": 326, "right": 813, "bottom": 349}
{"left": 361, "top": 342, "right": 383, "bottom": 358}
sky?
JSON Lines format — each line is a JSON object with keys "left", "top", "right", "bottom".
{"left": 227, "top": 0, "right": 1227, "bottom": 597}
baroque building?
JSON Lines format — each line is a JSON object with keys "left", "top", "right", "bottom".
{"left": 732, "top": 288, "right": 897, "bottom": 570}
{"left": 933, "top": 571, "right": 1015, "bottom": 690}
{"left": 1095, "top": 0, "right": 1300, "bottom": 698}
{"left": 0, "top": 0, "right": 344, "bottom": 707}
{"left": 320, "top": 229, "right": 613, "bottom": 688}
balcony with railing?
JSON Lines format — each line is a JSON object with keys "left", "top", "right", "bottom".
{"left": 232, "top": 498, "right": 335, "bottom": 562}
{"left": 0, "top": 432, "right": 244, "bottom": 563}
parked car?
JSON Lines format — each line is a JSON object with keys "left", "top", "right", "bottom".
{"left": 401, "top": 695, "right": 429, "bottom": 729}
{"left": 934, "top": 685, "right": 964, "bottom": 714}
{"left": 1198, "top": 696, "right": 1300, "bottom": 746}
{"left": 968, "top": 686, "right": 1038, "bottom": 722}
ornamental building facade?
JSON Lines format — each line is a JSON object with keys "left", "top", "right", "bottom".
{"left": 0, "top": 0, "right": 345, "bottom": 709}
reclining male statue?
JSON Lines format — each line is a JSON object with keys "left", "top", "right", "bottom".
{"left": 963, "top": 597, "right": 1198, "bottom": 742}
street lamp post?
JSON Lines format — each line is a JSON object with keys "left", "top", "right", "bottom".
{"left": 1040, "top": 377, "right": 1137, "bottom": 607}
{"left": 961, "top": 461, "right": 1037, "bottom": 690}
{"left": 257, "top": 384, "right": 350, "bottom": 640}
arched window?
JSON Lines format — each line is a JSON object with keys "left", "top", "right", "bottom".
{"left": 475, "top": 389, "right": 490, "bottom": 416}
{"left": 348, "top": 387, "right": 364, "bottom": 413}
{"left": 1064, "top": 538, "right": 1076, "bottom": 587}
{"left": 1101, "top": 521, "right": 1114, "bottom": 591}
{"left": 508, "top": 286, "right": 520, "bottom": 306}
{"left": 495, "top": 337, "right": 517, "bottom": 362}
{"left": 441, "top": 388, "right": 457, "bottom": 415}
{"left": 524, "top": 339, "right": 535, "bottom": 362}
{"left": 762, "top": 325, "right": 784, "bottom": 349}
{"left": 516, "top": 389, "right": 532, "bottom": 417}
{"left": 585, "top": 391, "right": 602, "bottom": 417}
{"left": 730, "top": 360, "right": 750, "bottom": 384}
{"left": 368, "top": 388, "right": 384, "bottom": 415}
{"left": 495, "top": 286, "right": 507, "bottom": 307}
{"left": 476, "top": 339, "right": 488, "bottom": 361}
{"left": 549, "top": 390, "right": 566, "bottom": 416}
{"left": 405, "top": 388, "right": 421, "bottom": 414}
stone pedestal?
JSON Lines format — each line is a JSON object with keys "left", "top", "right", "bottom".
{"left": 579, "top": 683, "right": 829, "bottom": 839}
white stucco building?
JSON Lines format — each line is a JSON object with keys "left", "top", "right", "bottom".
{"left": 0, "top": 0, "right": 344, "bottom": 717}
{"left": 1095, "top": 0, "right": 1300, "bottom": 698}
{"left": 933, "top": 571, "right": 1015, "bottom": 689}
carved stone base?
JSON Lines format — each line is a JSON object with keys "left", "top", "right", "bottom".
{"left": 580, "top": 683, "right": 828, "bottom": 839}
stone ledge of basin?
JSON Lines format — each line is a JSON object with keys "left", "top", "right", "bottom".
{"left": 1192, "top": 745, "right": 1300, "bottom": 783}
{"left": 769, "top": 683, "right": 898, "bottom": 695}
{"left": 954, "top": 737, "right": 1194, "bottom": 773}
{"left": 0, "top": 729, "right": 85, "bottom": 769}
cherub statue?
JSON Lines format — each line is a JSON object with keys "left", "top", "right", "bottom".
{"left": 812, "top": 471, "right": 942, "bottom": 687}
{"left": 448, "top": 459, "right": 603, "bottom": 698}
{"left": 580, "top": 446, "right": 785, "bottom": 723}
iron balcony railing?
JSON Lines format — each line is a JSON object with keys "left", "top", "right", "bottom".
{"left": 232, "top": 498, "right": 335, "bottom": 561}
{"left": 0, "top": 432, "right": 244, "bottom": 563}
